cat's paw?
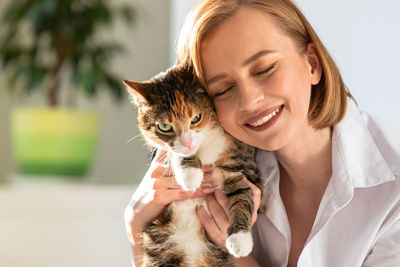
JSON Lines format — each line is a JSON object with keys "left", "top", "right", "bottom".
{"left": 178, "top": 167, "right": 203, "bottom": 192}
{"left": 226, "top": 231, "right": 253, "bottom": 258}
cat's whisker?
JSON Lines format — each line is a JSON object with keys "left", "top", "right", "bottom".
{"left": 124, "top": 134, "right": 143, "bottom": 145}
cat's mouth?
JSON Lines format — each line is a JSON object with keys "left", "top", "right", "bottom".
{"left": 243, "top": 104, "right": 284, "bottom": 131}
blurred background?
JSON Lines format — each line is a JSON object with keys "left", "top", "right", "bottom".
{"left": 0, "top": 0, "right": 399, "bottom": 266}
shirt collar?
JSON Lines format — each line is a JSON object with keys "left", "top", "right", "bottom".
{"left": 333, "top": 98, "right": 396, "bottom": 188}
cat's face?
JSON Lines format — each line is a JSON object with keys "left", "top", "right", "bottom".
{"left": 124, "top": 67, "right": 217, "bottom": 156}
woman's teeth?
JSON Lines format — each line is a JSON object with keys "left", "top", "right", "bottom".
{"left": 248, "top": 106, "right": 281, "bottom": 127}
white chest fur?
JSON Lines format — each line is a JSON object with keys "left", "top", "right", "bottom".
{"left": 167, "top": 126, "right": 227, "bottom": 264}
{"left": 197, "top": 126, "right": 227, "bottom": 165}
{"left": 169, "top": 198, "right": 209, "bottom": 265}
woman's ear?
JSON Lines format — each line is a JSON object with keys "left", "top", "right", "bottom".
{"left": 306, "top": 43, "right": 322, "bottom": 85}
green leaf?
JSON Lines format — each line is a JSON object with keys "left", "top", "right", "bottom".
{"left": 27, "top": 0, "right": 46, "bottom": 24}
{"left": 7, "top": 66, "right": 27, "bottom": 93}
{"left": 2, "top": 0, "right": 36, "bottom": 24}
{"left": 0, "top": 0, "right": 137, "bottom": 105}
{"left": 26, "top": 65, "right": 48, "bottom": 91}
{"left": 120, "top": 6, "right": 136, "bottom": 24}
{"left": 0, "top": 31, "right": 18, "bottom": 52}
{"left": 78, "top": 67, "right": 96, "bottom": 97}
{"left": 0, "top": 46, "right": 24, "bottom": 69}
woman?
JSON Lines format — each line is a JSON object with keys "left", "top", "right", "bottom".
{"left": 125, "top": 0, "right": 400, "bottom": 266}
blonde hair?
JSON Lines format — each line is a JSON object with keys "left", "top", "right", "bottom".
{"left": 177, "top": 0, "right": 352, "bottom": 129}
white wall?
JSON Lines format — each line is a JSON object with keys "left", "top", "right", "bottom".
{"left": 170, "top": 0, "right": 200, "bottom": 65}
{"left": 170, "top": 0, "right": 400, "bottom": 131}
{"left": 294, "top": 0, "right": 400, "bottom": 131}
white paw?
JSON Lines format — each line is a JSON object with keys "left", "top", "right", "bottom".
{"left": 176, "top": 167, "right": 203, "bottom": 192}
{"left": 226, "top": 231, "right": 253, "bottom": 258}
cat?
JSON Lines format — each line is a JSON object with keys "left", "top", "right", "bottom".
{"left": 123, "top": 64, "right": 263, "bottom": 267}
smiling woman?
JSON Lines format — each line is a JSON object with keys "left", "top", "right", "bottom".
{"left": 124, "top": 0, "right": 400, "bottom": 266}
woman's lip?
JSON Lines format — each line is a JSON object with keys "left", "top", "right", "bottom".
{"left": 244, "top": 105, "right": 284, "bottom": 132}
{"left": 242, "top": 104, "right": 284, "bottom": 125}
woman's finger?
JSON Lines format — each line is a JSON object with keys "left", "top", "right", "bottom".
{"left": 202, "top": 164, "right": 214, "bottom": 182}
{"left": 196, "top": 204, "right": 225, "bottom": 248}
{"left": 170, "top": 187, "right": 216, "bottom": 202}
{"left": 206, "top": 195, "right": 230, "bottom": 231}
{"left": 152, "top": 168, "right": 216, "bottom": 190}
{"left": 151, "top": 165, "right": 174, "bottom": 178}
{"left": 137, "top": 184, "right": 214, "bottom": 210}
{"left": 154, "top": 149, "right": 168, "bottom": 164}
{"left": 203, "top": 164, "right": 213, "bottom": 173}
{"left": 214, "top": 188, "right": 229, "bottom": 214}
{"left": 243, "top": 177, "right": 262, "bottom": 225}
{"left": 152, "top": 175, "right": 180, "bottom": 190}
{"left": 152, "top": 162, "right": 215, "bottom": 186}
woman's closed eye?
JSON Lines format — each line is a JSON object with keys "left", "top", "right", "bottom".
{"left": 253, "top": 62, "right": 277, "bottom": 76}
{"left": 214, "top": 85, "right": 234, "bottom": 97}
{"left": 210, "top": 62, "right": 277, "bottom": 98}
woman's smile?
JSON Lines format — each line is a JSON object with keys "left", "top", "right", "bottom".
{"left": 243, "top": 104, "right": 284, "bottom": 131}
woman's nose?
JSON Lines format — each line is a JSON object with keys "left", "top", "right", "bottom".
{"left": 238, "top": 81, "right": 264, "bottom": 111}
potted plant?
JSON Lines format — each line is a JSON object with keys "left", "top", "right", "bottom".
{"left": 0, "top": 0, "right": 135, "bottom": 177}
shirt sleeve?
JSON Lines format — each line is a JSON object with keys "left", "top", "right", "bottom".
{"left": 127, "top": 162, "right": 157, "bottom": 208}
{"left": 362, "top": 219, "right": 400, "bottom": 267}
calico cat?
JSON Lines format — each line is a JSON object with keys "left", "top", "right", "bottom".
{"left": 123, "top": 65, "right": 263, "bottom": 267}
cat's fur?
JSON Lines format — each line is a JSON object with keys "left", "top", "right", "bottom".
{"left": 124, "top": 65, "right": 263, "bottom": 267}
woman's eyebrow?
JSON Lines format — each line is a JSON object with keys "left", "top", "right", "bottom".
{"left": 206, "top": 73, "right": 227, "bottom": 86}
{"left": 242, "top": 49, "right": 278, "bottom": 66}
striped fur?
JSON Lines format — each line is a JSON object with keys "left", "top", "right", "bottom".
{"left": 124, "top": 65, "right": 263, "bottom": 266}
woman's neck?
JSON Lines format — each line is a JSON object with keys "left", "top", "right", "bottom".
{"left": 275, "top": 124, "right": 332, "bottom": 193}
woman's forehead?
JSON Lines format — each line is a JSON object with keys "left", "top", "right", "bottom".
{"left": 200, "top": 8, "right": 294, "bottom": 78}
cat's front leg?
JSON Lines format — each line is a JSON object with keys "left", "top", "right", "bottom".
{"left": 222, "top": 175, "right": 254, "bottom": 258}
{"left": 171, "top": 155, "right": 203, "bottom": 192}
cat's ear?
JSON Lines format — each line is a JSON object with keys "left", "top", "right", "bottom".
{"left": 123, "top": 80, "right": 151, "bottom": 106}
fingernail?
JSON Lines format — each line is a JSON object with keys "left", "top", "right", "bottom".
{"left": 202, "top": 187, "right": 215, "bottom": 194}
{"left": 201, "top": 182, "right": 214, "bottom": 187}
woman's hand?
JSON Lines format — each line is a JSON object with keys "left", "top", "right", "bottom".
{"left": 124, "top": 150, "right": 216, "bottom": 265}
{"left": 126, "top": 163, "right": 215, "bottom": 235}
{"left": 195, "top": 177, "right": 262, "bottom": 250}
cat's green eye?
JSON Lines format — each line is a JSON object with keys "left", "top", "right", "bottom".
{"left": 158, "top": 123, "right": 172, "bottom": 132}
{"left": 191, "top": 114, "right": 202, "bottom": 124}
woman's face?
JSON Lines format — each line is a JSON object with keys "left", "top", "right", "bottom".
{"left": 200, "top": 7, "right": 321, "bottom": 151}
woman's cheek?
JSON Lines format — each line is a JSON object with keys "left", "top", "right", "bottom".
{"left": 215, "top": 104, "right": 226, "bottom": 124}
{"left": 215, "top": 103, "right": 233, "bottom": 128}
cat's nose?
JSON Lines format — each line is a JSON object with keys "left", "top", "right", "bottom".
{"left": 181, "top": 134, "right": 192, "bottom": 148}
{"left": 182, "top": 139, "right": 192, "bottom": 148}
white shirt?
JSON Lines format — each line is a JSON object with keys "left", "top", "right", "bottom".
{"left": 251, "top": 99, "right": 400, "bottom": 267}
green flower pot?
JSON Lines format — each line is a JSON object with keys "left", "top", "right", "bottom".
{"left": 11, "top": 108, "right": 100, "bottom": 178}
